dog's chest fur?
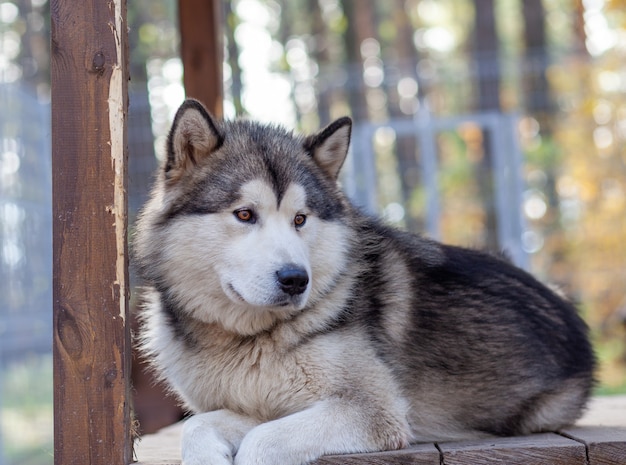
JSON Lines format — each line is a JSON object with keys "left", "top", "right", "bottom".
{"left": 162, "top": 319, "right": 323, "bottom": 420}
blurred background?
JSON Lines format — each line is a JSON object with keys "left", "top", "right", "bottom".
{"left": 1, "top": 0, "right": 626, "bottom": 463}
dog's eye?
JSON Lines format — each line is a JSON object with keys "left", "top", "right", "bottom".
{"left": 235, "top": 209, "right": 255, "bottom": 223}
{"left": 294, "top": 214, "right": 306, "bottom": 228}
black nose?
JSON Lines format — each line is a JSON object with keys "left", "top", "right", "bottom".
{"left": 276, "top": 265, "right": 309, "bottom": 296}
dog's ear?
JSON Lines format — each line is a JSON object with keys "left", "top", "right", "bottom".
{"left": 304, "top": 117, "right": 352, "bottom": 180}
{"left": 165, "top": 99, "right": 224, "bottom": 181}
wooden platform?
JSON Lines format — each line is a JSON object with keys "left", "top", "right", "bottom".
{"left": 135, "top": 396, "right": 626, "bottom": 464}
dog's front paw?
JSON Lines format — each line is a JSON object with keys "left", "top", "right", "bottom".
{"left": 182, "top": 451, "right": 233, "bottom": 465}
{"left": 181, "top": 431, "right": 234, "bottom": 465}
{"left": 234, "top": 433, "right": 279, "bottom": 465}
{"left": 181, "top": 410, "right": 257, "bottom": 465}
{"left": 234, "top": 423, "right": 313, "bottom": 465}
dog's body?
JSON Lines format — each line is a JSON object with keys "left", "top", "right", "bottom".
{"left": 135, "top": 99, "right": 595, "bottom": 465}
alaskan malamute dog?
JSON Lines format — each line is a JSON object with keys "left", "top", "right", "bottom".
{"left": 134, "top": 99, "right": 595, "bottom": 465}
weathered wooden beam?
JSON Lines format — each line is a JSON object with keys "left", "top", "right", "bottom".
{"left": 561, "top": 426, "right": 626, "bottom": 465}
{"left": 436, "top": 433, "right": 587, "bottom": 465}
{"left": 314, "top": 443, "right": 440, "bottom": 464}
{"left": 178, "top": 0, "right": 223, "bottom": 117}
{"left": 51, "top": 1, "right": 131, "bottom": 464}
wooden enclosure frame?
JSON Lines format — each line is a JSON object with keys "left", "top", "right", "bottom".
{"left": 51, "top": 1, "right": 222, "bottom": 463}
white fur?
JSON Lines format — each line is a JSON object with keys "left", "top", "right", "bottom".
{"left": 138, "top": 176, "right": 415, "bottom": 464}
{"left": 141, "top": 293, "right": 413, "bottom": 464}
{"left": 170, "top": 329, "right": 412, "bottom": 465}
{"left": 181, "top": 399, "right": 404, "bottom": 465}
{"left": 144, "top": 180, "right": 350, "bottom": 336}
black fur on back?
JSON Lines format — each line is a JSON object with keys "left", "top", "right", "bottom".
{"left": 344, "top": 213, "right": 595, "bottom": 436}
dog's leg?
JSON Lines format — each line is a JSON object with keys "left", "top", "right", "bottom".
{"left": 181, "top": 410, "right": 261, "bottom": 465}
{"left": 234, "top": 399, "right": 410, "bottom": 465}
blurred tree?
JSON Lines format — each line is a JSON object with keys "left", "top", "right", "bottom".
{"left": 545, "top": 0, "right": 626, "bottom": 390}
{"left": 472, "top": 0, "right": 500, "bottom": 250}
{"left": 521, "top": 0, "right": 563, "bottom": 279}
{"left": 10, "top": 0, "right": 49, "bottom": 94}
{"left": 309, "top": 0, "right": 332, "bottom": 125}
{"left": 522, "top": 0, "right": 551, "bottom": 114}
{"left": 225, "top": 1, "right": 244, "bottom": 115}
{"left": 127, "top": 0, "right": 178, "bottom": 82}
{"left": 341, "top": 0, "right": 376, "bottom": 122}
{"left": 384, "top": 0, "right": 423, "bottom": 232}
{"left": 473, "top": 0, "right": 500, "bottom": 111}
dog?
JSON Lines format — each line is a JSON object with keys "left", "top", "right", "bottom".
{"left": 134, "top": 99, "right": 595, "bottom": 465}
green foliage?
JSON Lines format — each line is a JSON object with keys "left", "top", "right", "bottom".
{"left": 1, "top": 356, "right": 53, "bottom": 465}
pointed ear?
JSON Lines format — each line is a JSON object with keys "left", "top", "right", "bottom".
{"left": 304, "top": 117, "right": 352, "bottom": 180}
{"left": 165, "top": 99, "right": 224, "bottom": 181}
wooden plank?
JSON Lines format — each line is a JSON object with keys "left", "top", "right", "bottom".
{"left": 577, "top": 395, "right": 626, "bottom": 427}
{"left": 135, "top": 423, "right": 182, "bottom": 465}
{"left": 136, "top": 430, "right": 591, "bottom": 465}
{"left": 135, "top": 397, "right": 626, "bottom": 464}
{"left": 437, "top": 433, "right": 587, "bottom": 465}
{"left": 137, "top": 396, "right": 626, "bottom": 465}
{"left": 178, "top": 0, "right": 223, "bottom": 117}
{"left": 313, "top": 444, "right": 440, "bottom": 464}
{"left": 137, "top": 427, "right": 626, "bottom": 465}
{"left": 560, "top": 426, "right": 626, "bottom": 465}
{"left": 51, "top": 1, "right": 131, "bottom": 464}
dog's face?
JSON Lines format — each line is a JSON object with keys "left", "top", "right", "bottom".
{"left": 137, "top": 100, "right": 353, "bottom": 334}
{"left": 204, "top": 179, "right": 315, "bottom": 310}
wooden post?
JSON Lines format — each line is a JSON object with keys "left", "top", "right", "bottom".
{"left": 51, "top": 1, "right": 131, "bottom": 464}
{"left": 178, "top": 0, "right": 223, "bottom": 117}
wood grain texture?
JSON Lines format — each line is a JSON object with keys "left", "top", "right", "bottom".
{"left": 437, "top": 433, "right": 587, "bottom": 465}
{"left": 312, "top": 444, "right": 440, "bottom": 464}
{"left": 178, "top": 0, "right": 223, "bottom": 117}
{"left": 135, "top": 423, "right": 182, "bottom": 465}
{"left": 51, "top": 1, "right": 131, "bottom": 464}
{"left": 561, "top": 426, "right": 626, "bottom": 465}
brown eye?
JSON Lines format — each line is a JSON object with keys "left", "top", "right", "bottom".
{"left": 294, "top": 214, "right": 306, "bottom": 227}
{"left": 235, "top": 209, "right": 254, "bottom": 222}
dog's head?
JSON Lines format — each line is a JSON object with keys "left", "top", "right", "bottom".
{"left": 136, "top": 99, "right": 353, "bottom": 334}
